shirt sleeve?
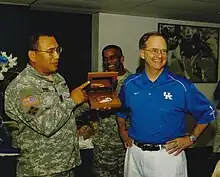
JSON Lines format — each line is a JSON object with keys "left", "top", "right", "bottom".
{"left": 186, "top": 83, "right": 217, "bottom": 124}
{"left": 116, "top": 83, "right": 129, "bottom": 119}
{"left": 5, "top": 83, "right": 79, "bottom": 137}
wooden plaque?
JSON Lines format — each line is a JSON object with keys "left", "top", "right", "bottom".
{"left": 87, "top": 72, "right": 121, "bottom": 109}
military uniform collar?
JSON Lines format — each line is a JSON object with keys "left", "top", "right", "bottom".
{"left": 26, "top": 64, "right": 63, "bottom": 83}
{"left": 118, "top": 69, "right": 131, "bottom": 81}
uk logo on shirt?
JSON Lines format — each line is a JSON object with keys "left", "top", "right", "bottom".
{"left": 164, "top": 92, "right": 173, "bottom": 100}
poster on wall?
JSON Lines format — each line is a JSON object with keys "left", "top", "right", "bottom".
{"left": 158, "top": 23, "right": 219, "bottom": 83}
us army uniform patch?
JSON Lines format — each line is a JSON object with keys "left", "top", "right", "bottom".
{"left": 20, "top": 88, "right": 41, "bottom": 119}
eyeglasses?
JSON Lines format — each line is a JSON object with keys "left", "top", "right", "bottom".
{"left": 145, "top": 48, "right": 168, "bottom": 56}
{"left": 33, "top": 46, "right": 63, "bottom": 56}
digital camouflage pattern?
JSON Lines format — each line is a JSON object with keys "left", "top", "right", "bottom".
{"left": 92, "top": 70, "right": 132, "bottom": 177}
{"left": 42, "top": 169, "right": 74, "bottom": 177}
{"left": 213, "top": 115, "right": 220, "bottom": 153}
{"left": 5, "top": 64, "right": 88, "bottom": 177}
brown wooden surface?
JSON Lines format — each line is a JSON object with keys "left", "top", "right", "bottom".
{"left": 88, "top": 91, "right": 121, "bottom": 109}
{"left": 88, "top": 72, "right": 118, "bottom": 80}
{"left": 87, "top": 72, "right": 120, "bottom": 109}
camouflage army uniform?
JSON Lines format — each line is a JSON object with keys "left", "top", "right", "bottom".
{"left": 92, "top": 70, "right": 132, "bottom": 177}
{"left": 213, "top": 111, "right": 220, "bottom": 153}
{"left": 4, "top": 64, "right": 87, "bottom": 177}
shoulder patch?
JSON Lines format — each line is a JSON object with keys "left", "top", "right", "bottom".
{"left": 22, "top": 96, "right": 40, "bottom": 107}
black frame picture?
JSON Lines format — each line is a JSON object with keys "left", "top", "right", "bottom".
{"left": 158, "top": 23, "right": 219, "bottom": 83}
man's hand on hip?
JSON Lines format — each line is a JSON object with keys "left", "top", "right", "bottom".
{"left": 165, "top": 136, "right": 194, "bottom": 156}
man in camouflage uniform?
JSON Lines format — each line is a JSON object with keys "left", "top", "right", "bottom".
{"left": 92, "top": 45, "right": 132, "bottom": 177}
{"left": 4, "top": 33, "right": 90, "bottom": 177}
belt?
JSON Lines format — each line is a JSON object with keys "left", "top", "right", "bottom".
{"left": 134, "top": 140, "right": 166, "bottom": 151}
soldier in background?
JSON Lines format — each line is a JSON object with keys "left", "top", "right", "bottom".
{"left": 92, "top": 45, "right": 132, "bottom": 177}
{"left": 4, "top": 33, "right": 90, "bottom": 177}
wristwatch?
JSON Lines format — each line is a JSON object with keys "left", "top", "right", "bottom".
{"left": 189, "top": 135, "right": 197, "bottom": 143}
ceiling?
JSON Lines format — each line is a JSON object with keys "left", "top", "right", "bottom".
{"left": 0, "top": 0, "right": 220, "bottom": 23}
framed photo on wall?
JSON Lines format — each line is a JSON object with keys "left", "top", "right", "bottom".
{"left": 158, "top": 23, "right": 219, "bottom": 83}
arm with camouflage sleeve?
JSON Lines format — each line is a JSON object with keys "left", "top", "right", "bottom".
{"left": 72, "top": 102, "right": 90, "bottom": 118}
{"left": 5, "top": 81, "right": 88, "bottom": 137}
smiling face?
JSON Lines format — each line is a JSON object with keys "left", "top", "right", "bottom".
{"left": 140, "top": 36, "right": 168, "bottom": 71}
{"left": 28, "top": 36, "right": 60, "bottom": 75}
{"left": 102, "top": 48, "right": 124, "bottom": 73}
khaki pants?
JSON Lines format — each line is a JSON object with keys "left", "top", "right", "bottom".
{"left": 124, "top": 144, "right": 187, "bottom": 177}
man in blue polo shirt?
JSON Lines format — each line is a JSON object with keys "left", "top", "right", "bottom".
{"left": 116, "top": 31, "right": 216, "bottom": 177}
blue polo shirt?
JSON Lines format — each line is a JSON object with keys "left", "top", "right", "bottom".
{"left": 117, "top": 67, "right": 216, "bottom": 144}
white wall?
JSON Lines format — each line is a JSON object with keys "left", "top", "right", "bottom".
{"left": 92, "top": 13, "right": 220, "bottom": 101}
